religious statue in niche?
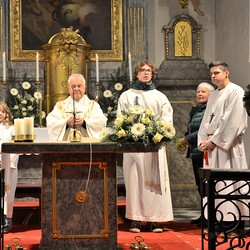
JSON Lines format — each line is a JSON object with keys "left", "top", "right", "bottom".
{"left": 179, "top": 0, "right": 204, "bottom": 16}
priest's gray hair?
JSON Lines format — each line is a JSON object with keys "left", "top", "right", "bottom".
{"left": 68, "top": 73, "right": 86, "bottom": 85}
{"left": 198, "top": 82, "right": 215, "bottom": 93}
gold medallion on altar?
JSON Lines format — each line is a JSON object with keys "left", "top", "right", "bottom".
{"left": 75, "top": 190, "right": 89, "bottom": 203}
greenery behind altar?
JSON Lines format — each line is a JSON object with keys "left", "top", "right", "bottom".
{"left": 6, "top": 81, "right": 46, "bottom": 127}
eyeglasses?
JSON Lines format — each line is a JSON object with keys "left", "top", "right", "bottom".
{"left": 139, "top": 68, "right": 152, "bottom": 73}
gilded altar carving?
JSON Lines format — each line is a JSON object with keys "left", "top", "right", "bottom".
{"left": 42, "top": 27, "right": 91, "bottom": 114}
{"left": 163, "top": 13, "right": 202, "bottom": 60}
{"left": 174, "top": 20, "right": 192, "bottom": 57}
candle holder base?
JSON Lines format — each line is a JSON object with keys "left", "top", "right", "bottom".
{"left": 1, "top": 81, "right": 7, "bottom": 89}
{"left": 23, "top": 134, "right": 36, "bottom": 142}
{"left": 69, "top": 130, "right": 81, "bottom": 142}
{"left": 12, "top": 135, "right": 24, "bottom": 142}
{"left": 12, "top": 134, "right": 36, "bottom": 142}
{"left": 35, "top": 81, "right": 41, "bottom": 89}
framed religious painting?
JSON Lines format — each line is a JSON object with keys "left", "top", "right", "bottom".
{"left": 0, "top": 5, "right": 2, "bottom": 52}
{"left": 10, "top": 0, "right": 123, "bottom": 62}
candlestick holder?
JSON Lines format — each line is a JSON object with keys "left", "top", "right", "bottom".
{"left": 35, "top": 81, "right": 41, "bottom": 89}
{"left": 12, "top": 134, "right": 36, "bottom": 142}
{"left": 12, "top": 135, "right": 24, "bottom": 142}
{"left": 23, "top": 134, "right": 36, "bottom": 142}
{"left": 69, "top": 129, "right": 81, "bottom": 142}
{"left": 38, "top": 98, "right": 43, "bottom": 127}
{"left": 95, "top": 81, "right": 100, "bottom": 102}
{"left": 1, "top": 80, "right": 8, "bottom": 102}
{"left": 1, "top": 80, "right": 7, "bottom": 89}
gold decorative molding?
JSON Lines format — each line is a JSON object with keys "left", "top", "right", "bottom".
{"left": 0, "top": 5, "right": 2, "bottom": 52}
{"left": 10, "top": 0, "right": 123, "bottom": 62}
{"left": 52, "top": 161, "right": 109, "bottom": 239}
{"left": 163, "top": 13, "right": 202, "bottom": 60}
{"left": 174, "top": 20, "right": 192, "bottom": 57}
{"left": 127, "top": 7, "right": 145, "bottom": 57}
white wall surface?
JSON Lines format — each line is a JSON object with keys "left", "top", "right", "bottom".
{"left": 215, "top": 0, "right": 250, "bottom": 165}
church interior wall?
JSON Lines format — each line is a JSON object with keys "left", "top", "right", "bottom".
{"left": 148, "top": 0, "right": 216, "bottom": 67}
{"left": 215, "top": 0, "right": 250, "bottom": 165}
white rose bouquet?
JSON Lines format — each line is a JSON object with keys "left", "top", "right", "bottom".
{"left": 100, "top": 105, "right": 176, "bottom": 148}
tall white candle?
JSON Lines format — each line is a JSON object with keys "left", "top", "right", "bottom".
{"left": 14, "top": 118, "right": 24, "bottom": 136}
{"left": 95, "top": 53, "right": 99, "bottom": 82}
{"left": 2, "top": 52, "right": 6, "bottom": 81}
{"left": 24, "top": 117, "right": 34, "bottom": 135}
{"left": 36, "top": 52, "right": 39, "bottom": 81}
{"left": 128, "top": 52, "right": 132, "bottom": 82}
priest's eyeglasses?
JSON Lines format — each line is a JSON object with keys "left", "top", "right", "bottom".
{"left": 139, "top": 68, "right": 152, "bottom": 73}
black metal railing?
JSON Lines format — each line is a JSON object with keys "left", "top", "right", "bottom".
{"left": 200, "top": 168, "right": 250, "bottom": 250}
{"left": 0, "top": 169, "right": 5, "bottom": 250}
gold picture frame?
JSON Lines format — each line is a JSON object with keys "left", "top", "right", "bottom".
{"left": 0, "top": 5, "right": 2, "bottom": 53}
{"left": 10, "top": 0, "right": 123, "bottom": 62}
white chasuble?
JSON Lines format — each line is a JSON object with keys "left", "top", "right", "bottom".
{"left": 46, "top": 96, "right": 107, "bottom": 141}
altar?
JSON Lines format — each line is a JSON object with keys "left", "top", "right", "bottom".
{"left": 2, "top": 142, "right": 122, "bottom": 250}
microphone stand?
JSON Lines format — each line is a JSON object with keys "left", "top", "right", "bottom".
{"left": 72, "top": 88, "right": 76, "bottom": 139}
{"left": 69, "top": 87, "right": 81, "bottom": 142}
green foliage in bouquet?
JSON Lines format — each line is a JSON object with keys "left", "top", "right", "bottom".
{"left": 7, "top": 81, "right": 46, "bottom": 127}
{"left": 100, "top": 105, "right": 176, "bottom": 148}
{"left": 98, "top": 67, "right": 130, "bottom": 125}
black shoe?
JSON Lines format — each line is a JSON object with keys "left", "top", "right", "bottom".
{"left": 197, "top": 218, "right": 207, "bottom": 228}
{"left": 191, "top": 216, "right": 201, "bottom": 224}
{"left": 129, "top": 221, "right": 141, "bottom": 233}
{"left": 1, "top": 217, "right": 12, "bottom": 233}
{"left": 147, "top": 222, "right": 163, "bottom": 233}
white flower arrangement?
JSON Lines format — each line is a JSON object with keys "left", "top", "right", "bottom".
{"left": 8, "top": 81, "right": 46, "bottom": 127}
{"left": 99, "top": 69, "right": 129, "bottom": 125}
{"left": 100, "top": 105, "right": 176, "bottom": 148}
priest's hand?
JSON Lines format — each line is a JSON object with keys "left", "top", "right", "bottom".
{"left": 67, "top": 116, "right": 84, "bottom": 128}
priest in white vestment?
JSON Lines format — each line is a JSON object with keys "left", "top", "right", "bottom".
{"left": 198, "top": 61, "right": 248, "bottom": 234}
{"left": 117, "top": 60, "right": 174, "bottom": 233}
{"left": 46, "top": 74, "right": 107, "bottom": 141}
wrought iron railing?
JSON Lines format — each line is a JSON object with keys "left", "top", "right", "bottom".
{"left": 0, "top": 169, "right": 5, "bottom": 249}
{"left": 200, "top": 168, "right": 250, "bottom": 250}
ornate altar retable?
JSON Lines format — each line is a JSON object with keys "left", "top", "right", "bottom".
{"left": 2, "top": 142, "right": 157, "bottom": 250}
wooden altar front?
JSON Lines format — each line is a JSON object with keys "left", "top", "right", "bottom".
{"left": 2, "top": 142, "right": 122, "bottom": 250}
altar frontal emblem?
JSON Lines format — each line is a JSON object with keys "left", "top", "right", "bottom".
{"left": 75, "top": 190, "right": 89, "bottom": 203}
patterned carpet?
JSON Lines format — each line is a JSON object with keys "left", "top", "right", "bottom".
{"left": 4, "top": 206, "right": 250, "bottom": 249}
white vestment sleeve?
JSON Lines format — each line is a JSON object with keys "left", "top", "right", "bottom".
{"left": 46, "top": 103, "right": 68, "bottom": 141}
{"left": 85, "top": 101, "right": 108, "bottom": 139}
